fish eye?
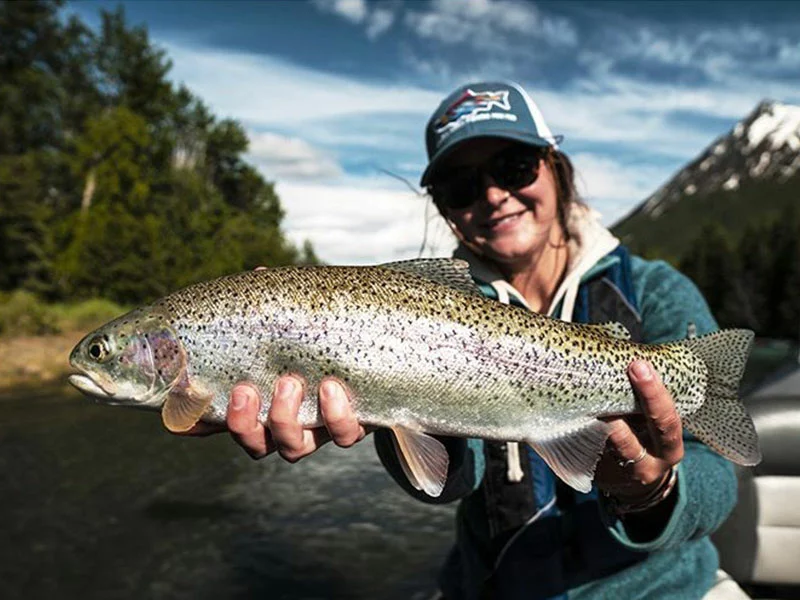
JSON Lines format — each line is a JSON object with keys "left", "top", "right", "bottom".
{"left": 87, "top": 337, "right": 111, "bottom": 362}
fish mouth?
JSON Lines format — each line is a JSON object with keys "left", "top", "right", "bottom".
{"left": 68, "top": 373, "right": 113, "bottom": 398}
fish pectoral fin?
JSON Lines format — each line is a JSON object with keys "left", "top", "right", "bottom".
{"left": 162, "top": 382, "right": 214, "bottom": 433}
{"left": 527, "top": 419, "right": 612, "bottom": 493}
{"left": 390, "top": 426, "right": 449, "bottom": 498}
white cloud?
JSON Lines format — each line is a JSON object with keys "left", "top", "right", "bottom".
{"left": 312, "top": 0, "right": 396, "bottom": 39}
{"left": 247, "top": 131, "right": 343, "bottom": 181}
{"left": 404, "top": 0, "right": 577, "bottom": 49}
{"left": 312, "top": 0, "right": 368, "bottom": 24}
{"left": 162, "top": 40, "right": 442, "bottom": 129}
{"left": 366, "top": 7, "right": 395, "bottom": 39}
{"left": 515, "top": 70, "right": 800, "bottom": 162}
{"left": 597, "top": 23, "right": 800, "bottom": 89}
{"left": 276, "top": 181, "right": 456, "bottom": 264}
{"left": 570, "top": 153, "right": 674, "bottom": 225}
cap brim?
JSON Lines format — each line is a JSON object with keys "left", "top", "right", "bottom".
{"left": 420, "top": 128, "right": 553, "bottom": 187}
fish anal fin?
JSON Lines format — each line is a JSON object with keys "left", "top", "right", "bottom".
{"left": 162, "top": 380, "right": 214, "bottom": 433}
{"left": 527, "top": 419, "right": 612, "bottom": 493}
{"left": 390, "top": 426, "right": 449, "bottom": 497}
{"left": 380, "top": 258, "right": 481, "bottom": 297}
{"left": 586, "top": 321, "right": 631, "bottom": 340}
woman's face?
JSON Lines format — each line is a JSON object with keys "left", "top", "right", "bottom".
{"left": 434, "top": 138, "right": 562, "bottom": 269}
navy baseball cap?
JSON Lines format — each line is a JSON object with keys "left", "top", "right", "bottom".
{"left": 420, "top": 81, "right": 561, "bottom": 186}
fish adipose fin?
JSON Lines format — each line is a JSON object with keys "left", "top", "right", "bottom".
{"left": 380, "top": 258, "right": 482, "bottom": 297}
{"left": 162, "top": 381, "right": 214, "bottom": 433}
{"left": 527, "top": 419, "right": 612, "bottom": 493}
{"left": 680, "top": 329, "right": 762, "bottom": 466}
{"left": 390, "top": 426, "right": 449, "bottom": 497}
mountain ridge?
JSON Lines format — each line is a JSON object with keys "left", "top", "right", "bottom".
{"left": 612, "top": 100, "right": 800, "bottom": 260}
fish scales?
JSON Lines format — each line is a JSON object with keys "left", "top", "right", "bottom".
{"left": 140, "top": 266, "right": 705, "bottom": 441}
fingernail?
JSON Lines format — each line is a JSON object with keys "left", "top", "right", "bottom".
{"left": 631, "top": 361, "right": 652, "bottom": 381}
{"left": 231, "top": 389, "right": 249, "bottom": 411}
{"left": 322, "top": 380, "right": 344, "bottom": 402}
{"left": 276, "top": 378, "right": 297, "bottom": 400}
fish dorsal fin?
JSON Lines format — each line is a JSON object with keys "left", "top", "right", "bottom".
{"left": 526, "top": 418, "right": 612, "bottom": 493}
{"left": 390, "top": 425, "right": 449, "bottom": 497}
{"left": 587, "top": 321, "right": 631, "bottom": 340}
{"left": 380, "top": 258, "right": 482, "bottom": 297}
{"left": 162, "top": 380, "right": 214, "bottom": 433}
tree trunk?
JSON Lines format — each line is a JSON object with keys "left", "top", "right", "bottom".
{"left": 81, "top": 169, "right": 96, "bottom": 213}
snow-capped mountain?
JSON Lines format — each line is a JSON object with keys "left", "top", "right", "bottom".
{"left": 612, "top": 100, "right": 800, "bottom": 257}
{"left": 620, "top": 100, "right": 800, "bottom": 222}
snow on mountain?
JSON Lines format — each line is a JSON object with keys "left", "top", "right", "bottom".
{"left": 621, "top": 100, "right": 800, "bottom": 223}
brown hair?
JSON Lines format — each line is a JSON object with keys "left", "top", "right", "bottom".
{"left": 429, "top": 145, "right": 585, "bottom": 242}
{"left": 544, "top": 148, "right": 585, "bottom": 241}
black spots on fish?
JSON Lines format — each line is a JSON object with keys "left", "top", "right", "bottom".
{"left": 522, "top": 347, "right": 539, "bottom": 363}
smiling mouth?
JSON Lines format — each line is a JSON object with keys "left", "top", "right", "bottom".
{"left": 485, "top": 210, "right": 526, "bottom": 229}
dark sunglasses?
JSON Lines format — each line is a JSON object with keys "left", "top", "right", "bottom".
{"left": 429, "top": 146, "right": 547, "bottom": 210}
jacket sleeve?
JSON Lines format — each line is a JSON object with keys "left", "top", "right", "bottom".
{"left": 373, "top": 430, "right": 485, "bottom": 504}
{"left": 601, "top": 257, "right": 739, "bottom": 550}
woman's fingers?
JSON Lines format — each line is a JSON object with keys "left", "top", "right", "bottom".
{"left": 227, "top": 382, "right": 274, "bottom": 459}
{"left": 319, "top": 379, "right": 366, "bottom": 447}
{"left": 597, "top": 418, "right": 663, "bottom": 494}
{"left": 227, "top": 375, "right": 364, "bottom": 463}
{"left": 268, "top": 376, "right": 325, "bottom": 462}
{"left": 606, "top": 418, "right": 649, "bottom": 467}
{"left": 628, "top": 360, "right": 684, "bottom": 466}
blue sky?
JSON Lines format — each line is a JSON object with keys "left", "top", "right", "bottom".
{"left": 68, "top": 0, "right": 800, "bottom": 264}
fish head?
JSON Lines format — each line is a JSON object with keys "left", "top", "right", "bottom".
{"left": 68, "top": 309, "right": 185, "bottom": 408}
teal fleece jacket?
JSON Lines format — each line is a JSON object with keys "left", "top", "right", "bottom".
{"left": 374, "top": 256, "right": 738, "bottom": 600}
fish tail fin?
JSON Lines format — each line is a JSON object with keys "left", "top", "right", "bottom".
{"left": 679, "top": 329, "right": 762, "bottom": 466}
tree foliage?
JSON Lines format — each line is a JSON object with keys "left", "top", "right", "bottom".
{"left": 679, "top": 205, "right": 800, "bottom": 340}
{"left": 0, "top": 0, "right": 315, "bottom": 305}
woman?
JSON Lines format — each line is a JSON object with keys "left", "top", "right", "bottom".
{"left": 192, "top": 81, "right": 744, "bottom": 599}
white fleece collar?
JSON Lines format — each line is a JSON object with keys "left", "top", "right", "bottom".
{"left": 453, "top": 204, "right": 619, "bottom": 322}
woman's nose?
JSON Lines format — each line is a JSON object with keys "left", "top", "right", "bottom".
{"left": 483, "top": 174, "right": 510, "bottom": 205}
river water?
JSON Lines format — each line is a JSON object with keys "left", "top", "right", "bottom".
{"left": 0, "top": 386, "right": 456, "bottom": 600}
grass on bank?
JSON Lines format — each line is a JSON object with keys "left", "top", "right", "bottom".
{"left": 0, "top": 290, "right": 127, "bottom": 337}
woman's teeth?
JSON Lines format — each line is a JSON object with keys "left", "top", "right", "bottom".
{"left": 489, "top": 212, "right": 521, "bottom": 227}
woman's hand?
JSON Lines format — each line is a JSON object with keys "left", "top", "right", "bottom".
{"left": 595, "top": 360, "right": 683, "bottom": 505}
{"left": 179, "top": 375, "right": 368, "bottom": 462}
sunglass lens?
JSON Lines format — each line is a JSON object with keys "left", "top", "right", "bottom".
{"left": 492, "top": 152, "right": 541, "bottom": 190}
{"left": 433, "top": 169, "right": 482, "bottom": 209}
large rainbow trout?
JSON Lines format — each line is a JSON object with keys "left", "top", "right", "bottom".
{"left": 68, "top": 259, "right": 761, "bottom": 496}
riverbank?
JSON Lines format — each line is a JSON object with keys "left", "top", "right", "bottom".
{"left": 0, "top": 291, "right": 127, "bottom": 392}
{"left": 0, "top": 330, "right": 87, "bottom": 392}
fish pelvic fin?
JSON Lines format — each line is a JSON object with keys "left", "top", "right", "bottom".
{"left": 162, "top": 379, "right": 214, "bottom": 433}
{"left": 390, "top": 426, "right": 449, "bottom": 498}
{"left": 679, "top": 329, "right": 762, "bottom": 466}
{"left": 527, "top": 419, "right": 612, "bottom": 493}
